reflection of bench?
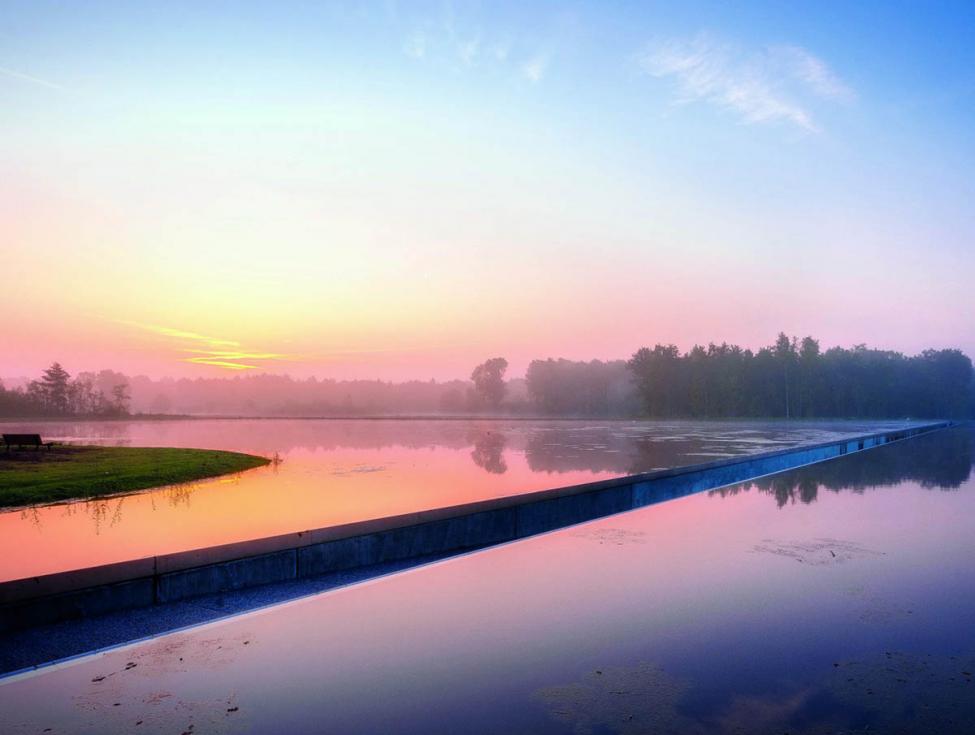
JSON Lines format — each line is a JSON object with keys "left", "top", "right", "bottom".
{"left": 2, "top": 434, "right": 51, "bottom": 451}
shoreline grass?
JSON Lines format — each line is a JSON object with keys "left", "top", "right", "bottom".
{"left": 0, "top": 446, "right": 270, "bottom": 508}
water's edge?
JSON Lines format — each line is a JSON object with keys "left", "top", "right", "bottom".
{"left": 0, "top": 422, "right": 954, "bottom": 633}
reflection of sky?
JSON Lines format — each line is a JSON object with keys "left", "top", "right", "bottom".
{"left": 0, "top": 419, "right": 921, "bottom": 580}
{"left": 1, "top": 427, "right": 973, "bottom": 733}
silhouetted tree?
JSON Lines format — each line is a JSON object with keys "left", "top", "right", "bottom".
{"left": 627, "top": 334, "right": 974, "bottom": 419}
{"left": 627, "top": 345, "right": 681, "bottom": 417}
{"left": 1, "top": 342, "right": 972, "bottom": 419}
{"left": 111, "top": 382, "right": 131, "bottom": 416}
{"left": 38, "top": 362, "right": 71, "bottom": 414}
{"left": 470, "top": 358, "right": 508, "bottom": 410}
{"left": 773, "top": 332, "right": 798, "bottom": 418}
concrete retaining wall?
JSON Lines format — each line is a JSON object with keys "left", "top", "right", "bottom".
{"left": 0, "top": 422, "right": 952, "bottom": 631}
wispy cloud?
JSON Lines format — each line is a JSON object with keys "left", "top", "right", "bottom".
{"left": 522, "top": 54, "right": 549, "bottom": 83}
{"left": 116, "top": 320, "right": 293, "bottom": 371}
{"left": 115, "top": 320, "right": 240, "bottom": 348}
{"left": 183, "top": 349, "right": 292, "bottom": 371}
{"left": 491, "top": 40, "right": 511, "bottom": 62}
{"left": 0, "top": 66, "right": 63, "bottom": 90}
{"left": 774, "top": 44, "right": 856, "bottom": 102}
{"left": 637, "top": 33, "right": 854, "bottom": 132}
{"left": 400, "top": 9, "right": 551, "bottom": 83}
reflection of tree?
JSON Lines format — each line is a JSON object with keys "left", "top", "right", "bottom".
{"left": 470, "top": 431, "right": 508, "bottom": 474}
{"left": 166, "top": 482, "right": 198, "bottom": 508}
{"left": 20, "top": 505, "right": 42, "bottom": 529}
{"left": 76, "top": 496, "right": 127, "bottom": 535}
{"left": 713, "top": 428, "right": 973, "bottom": 507}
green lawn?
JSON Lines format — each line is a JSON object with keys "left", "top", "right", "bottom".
{"left": 0, "top": 445, "right": 270, "bottom": 508}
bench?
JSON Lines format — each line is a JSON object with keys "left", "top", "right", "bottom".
{"left": 2, "top": 434, "right": 52, "bottom": 451}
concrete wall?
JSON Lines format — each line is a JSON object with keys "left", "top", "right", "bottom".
{"left": 0, "top": 422, "right": 952, "bottom": 631}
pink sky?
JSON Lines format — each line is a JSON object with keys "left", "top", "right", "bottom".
{"left": 3, "top": 4, "right": 973, "bottom": 382}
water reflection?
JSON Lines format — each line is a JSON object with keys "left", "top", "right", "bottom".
{"left": 0, "top": 418, "right": 925, "bottom": 581}
{"left": 0, "top": 418, "right": 923, "bottom": 476}
{"left": 713, "top": 427, "right": 973, "bottom": 507}
{"left": 470, "top": 431, "right": 507, "bottom": 474}
{"left": 4, "top": 428, "right": 972, "bottom": 734}
{"left": 534, "top": 650, "right": 975, "bottom": 735}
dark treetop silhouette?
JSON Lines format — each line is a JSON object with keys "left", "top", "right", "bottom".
{"left": 2, "top": 334, "right": 972, "bottom": 419}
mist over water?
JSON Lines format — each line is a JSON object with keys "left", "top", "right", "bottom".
{"left": 0, "top": 418, "right": 920, "bottom": 581}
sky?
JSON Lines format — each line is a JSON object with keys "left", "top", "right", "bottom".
{"left": 2, "top": 0, "right": 974, "bottom": 381}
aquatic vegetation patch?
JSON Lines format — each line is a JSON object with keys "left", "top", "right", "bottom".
{"left": 750, "top": 537, "right": 884, "bottom": 566}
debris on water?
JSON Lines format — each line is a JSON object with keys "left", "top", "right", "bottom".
{"left": 570, "top": 528, "right": 647, "bottom": 546}
{"left": 227, "top": 706, "right": 239, "bottom": 713}
{"left": 752, "top": 538, "right": 883, "bottom": 566}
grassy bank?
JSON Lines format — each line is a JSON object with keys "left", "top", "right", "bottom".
{"left": 0, "top": 446, "right": 270, "bottom": 508}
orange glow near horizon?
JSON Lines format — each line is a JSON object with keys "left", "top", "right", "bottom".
{"left": 2, "top": 3, "right": 973, "bottom": 381}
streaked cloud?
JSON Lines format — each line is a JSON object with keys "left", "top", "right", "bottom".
{"left": 117, "top": 321, "right": 293, "bottom": 371}
{"left": 0, "top": 66, "right": 63, "bottom": 90}
{"left": 637, "top": 33, "right": 854, "bottom": 132}
{"left": 774, "top": 44, "right": 856, "bottom": 102}
{"left": 115, "top": 320, "right": 240, "bottom": 348}
{"left": 183, "top": 350, "right": 292, "bottom": 371}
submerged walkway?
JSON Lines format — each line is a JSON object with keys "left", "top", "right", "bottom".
{"left": 2, "top": 424, "right": 973, "bottom": 734}
{"left": 0, "top": 421, "right": 953, "bottom": 674}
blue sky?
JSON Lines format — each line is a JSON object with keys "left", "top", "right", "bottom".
{"left": 1, "top": 1, "right": 973, "bottom": 378}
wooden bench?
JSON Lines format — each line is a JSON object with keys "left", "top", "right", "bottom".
{"left": 2, "top": 434, "right": 52, "bottom": 451}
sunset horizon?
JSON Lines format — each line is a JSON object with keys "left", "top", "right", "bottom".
{"left": 3, "top": 2, "right": 973, "bottom": 382}
{"left": 3, "top": 3, "right": 975, "bottom": 734}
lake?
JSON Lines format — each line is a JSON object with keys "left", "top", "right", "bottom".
{"left": 0, "top": 424, "right": 970, "bottom": 733}
{"left": 0, "top": 418, "right": 919, "bottom": 581}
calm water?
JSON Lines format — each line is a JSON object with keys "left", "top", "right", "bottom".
{"left": 0, "top": 427, "right": 971, "bottom": 733}
{"left": 0, "top": 418, "right": 918, "bottom": 581}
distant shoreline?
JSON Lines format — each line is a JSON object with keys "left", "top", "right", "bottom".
{"left": 0, "top": 414, "right": 939, "bottom": 423}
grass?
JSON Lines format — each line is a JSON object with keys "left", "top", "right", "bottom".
{"left": 0, "top": 445, "right": 271, "bottom": 508}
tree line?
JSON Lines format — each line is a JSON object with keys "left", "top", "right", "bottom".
{"left": 3, "top": 335, "right": 972, "bottom": 419}
{"left": 522, "top": 335, "right": 973, "bottom": 419}
{"left": 0, "top": 363, "right": 130, "bottom": 418}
